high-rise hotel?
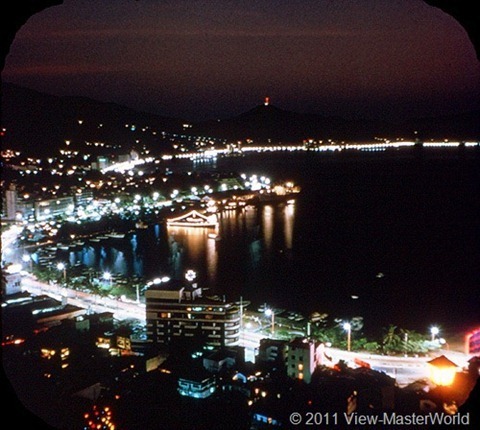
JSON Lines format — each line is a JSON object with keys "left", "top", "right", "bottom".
{"left": 145, "top": 279, "right": 241, "bottom": 348}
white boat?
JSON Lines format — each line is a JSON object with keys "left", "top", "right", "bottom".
{"left": 106, "top": 232, "right": 125, "bottom": 239}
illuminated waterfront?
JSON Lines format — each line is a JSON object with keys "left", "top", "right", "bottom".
{"left": 21, "top": 150, "right": 479, "bottom": 338}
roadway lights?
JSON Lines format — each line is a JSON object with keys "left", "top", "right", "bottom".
{"left": 265, "top": 308, "right": 275, "bottom": 336}
{"left": 430, "top": 326, "right": 439, "bottom": 341}
{"left": 103, "top": 272, "right": 112, "bottom": 286}
{"left": 57, "top": 262, "right": 67, "bottom": 283}
{"left": 147, "top": 276, "right": 170, "bottom": 287}
{"left": 22, "top": 254, "right": 33, "bottom": 271}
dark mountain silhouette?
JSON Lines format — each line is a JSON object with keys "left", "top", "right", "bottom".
{"left": 1, "top": 82, "right": 478, "bottom": 158}
{"left": 194, "top": 101, "right": 479, "bottom": 142}
{"left": 194, "top": 102, "right": 394, "bottom": 142}
{"left": 1, "top": 82, "right": 186, "bottom": 157}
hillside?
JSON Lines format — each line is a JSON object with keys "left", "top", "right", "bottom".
{"left": 1, "top": 83, "right": 186, "bottom": 157}
{"left": 2, "top": 83, "right": 478, "bottom": 157}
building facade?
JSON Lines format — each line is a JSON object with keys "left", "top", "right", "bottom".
{"left": 286, "top": 337, "right": 324, "bottom": 384}
{"left": 145, "top": 280, "right": 240, "bottom": 348}
{"left": 4, "top": 184, "right": 18, "bottom": 220}
{"left": 34, "top": 196, "right": 75, "bottom": 221}
{"left": 256, "top": 338, "right": 288, "bottom": 371}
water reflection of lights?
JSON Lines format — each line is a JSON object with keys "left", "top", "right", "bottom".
{"left": 284, "top": 200, "right": 295, "bottom": 250}
{"left": 262, "top": 206, "right": 274, "bottom": 251}
{"left": 28, "top": 200, "right": 297, "bottom": 291}
{"left": 167, "top": 227, "right": 218, "bottom": 286}
{"left": 205, "top": 235, "right": 218, "bottom": 286}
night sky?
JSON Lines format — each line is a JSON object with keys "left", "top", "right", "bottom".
{"left": 3, "top": 0, "right": 480, "bottom": 121}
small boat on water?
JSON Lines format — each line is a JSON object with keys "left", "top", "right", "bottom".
{"left": 106, "top": 232, "right": 125, "bottom": 239}
{"left": 135, "top": 221, "right": 148, "bottom": 229}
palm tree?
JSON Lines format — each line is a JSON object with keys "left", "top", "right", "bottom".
{"left": 382, "top": 324, "right": 401, "bottom": 354}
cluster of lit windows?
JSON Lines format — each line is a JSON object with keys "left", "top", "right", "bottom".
{"left": 84, "top": 405, "right": 115, "bottom": 430}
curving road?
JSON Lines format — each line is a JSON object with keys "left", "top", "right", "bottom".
{"left": 20, "top": 275, "right": 146, "bottom": 322}
{"left": 19, "top": 274, "right": 471, "bottom": 388}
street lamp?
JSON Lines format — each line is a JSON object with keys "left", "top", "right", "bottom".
{"left": 57, "top": 262, "right": 67, "bottom": 284}
{"left": 103, "top": 271, "right": 112, "bottom": 287}
{"left": 431, "top": 326, "right": 440, "bottom": 342}
{"left": 265, "top": 308, "right": 275, "bottom": 336}
{"left": 22, "top": 254, "right": 32, "bottom": 271}
{"left": 343, "top": 322, "right": 352, "bottom": 352}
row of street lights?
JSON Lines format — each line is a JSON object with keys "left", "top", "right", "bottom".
{"left": 261, "top": 309, "right": 442, "bottom": 353}
{"left": 341, "top": 322, "right": 441, "bottom": 353}
{"left": 22, "top": 255, "right": 69, "bottom": 285}
{"left": 24, "top": 255, "right": 445, "bottom": 353}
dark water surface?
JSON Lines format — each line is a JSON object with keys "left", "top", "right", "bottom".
{"left": 65, "top": 150, "right": 480, "bottom": 336}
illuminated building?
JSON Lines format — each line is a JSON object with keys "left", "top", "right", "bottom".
{"left": 177, "top": 366, "right": 216, "bottom": 398}
{"left": 202, "top": 347, "right": 244, "bottom": 373}
{"left": 83, "top": 405, "right": 116, "bottom": 429}
{"left": 465, "top": 328, "right": 480, "bottom": 354}
{"left": 256, "top": 339, "right": 288, "bottom": 371}
{"left": 73, "top": 188, "right": 94, "bottom": 208}
{"left": 427, "top": 355, "right": 459, "bottom": 387}
{"left": 286, "top": 337, "right": 323, "bottom": 384}
{"left": 91, "top": 155, "right": 110, "bottom": 171}
{"left": 145, "top": 279, "right": 240, "bottom": 348}
{"left": 34, "top": 196, "right": 75, "bottom": 221}
{"left": 4, "top": 184, "right": 18, "bottom": 220}
{"left": 2, "top": 270, "right": 22, "bottom": 295}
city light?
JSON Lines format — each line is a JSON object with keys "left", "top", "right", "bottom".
{"left": 427, "top": 355, "right": 458, "bottom": 387}
{"left": 148, "top": 276, "right": 171, "bottom": 286}
{"left": 103, "top": 272, "right": 112, "bottom": 286}
{"left": 265, "top": 308, "right": 275, "bottom": 336}
{"left": 2, "top": 94, "right": 478, "bottom": 430}
{"left": 57, "top": 262, "right": 67, "bottom": 283}
{"left": 22, "top": 254, "right": 33, "bottom": 271}
{"left": 185, "top": 269, "right": 197, "bottom": 282}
